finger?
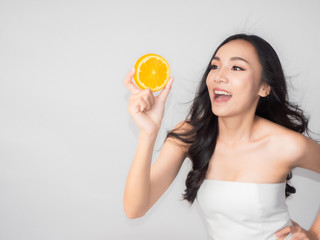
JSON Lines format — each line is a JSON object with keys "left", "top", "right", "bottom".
{"left": 291, "top": 220, "right": 298, "bottom": 226}
{"left": 149, "top": 89, "right": 155, "bottom": 106}
{"left": 129, "top": 94, "right": 149, "bottom": 115}
{"left": 274, "top": 226, "right": 292, "bottom": 237}
{"left": 158, "top": 77, "right": 174, "bottom": 102}
{"left": 143, "top": 89, "right": 155, "bottom": 109}
{"left": 128, "top": 95, "right": 141, "bottom": 115}
{"left": 141, "top": 96, "right": 151, "bottom": 112}
{"left": 138, "top": 99, "right": 148, "bottom": 112}
{"left": 124, "top": 67, "right": 140, "bottom": 94}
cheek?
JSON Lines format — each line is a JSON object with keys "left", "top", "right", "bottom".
{"left": 235, "top": 72, "right": 259, "bottom": 90}
{"left": 232, "top": 73, "right": 260, "bottom": 99}
{"left": 206, "top": 71, "right": 213, "bottom": 84}
{"left": 206, "top": 74, "right": 212, "bottom": 90}
{"left": 206, "top": 77, "right": 213, "bottom": 99}
{"left": 206, "top": 71, "right": 217, "bottom": 88}
{"left": 206, "top": 71, "right": 216, "bottom": 88}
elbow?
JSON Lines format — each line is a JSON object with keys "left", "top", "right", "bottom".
{"left": 123, "top": 193, "right": 149, "bottom": 219}
{"left": 123, "top": 200, "right": 147, "bottom": 219}
{"left": 124, "top": 207, "right": 146, "bottom": 219}
{"left": 125, "top": 210, "right": 145, "bottom": 219}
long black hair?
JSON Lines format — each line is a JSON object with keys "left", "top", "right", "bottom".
{"left": 166, "top": 33, "right": 310, "bottom": 204}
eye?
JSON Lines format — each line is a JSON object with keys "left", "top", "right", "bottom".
{"left": 232, "top": 66, "right": 244, "bottom": 71}
{"left": 210, "top": 65, "right": 218, "bottom": 70}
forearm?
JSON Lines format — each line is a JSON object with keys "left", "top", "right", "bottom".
{"left": 309, "top": 209, "right": 320, "bottom": 240}
{"left": 307, "top": 231, "right": 319, "bottom": 240}
{"left": 123, "top": 131, "right": 157, "bottom": 218}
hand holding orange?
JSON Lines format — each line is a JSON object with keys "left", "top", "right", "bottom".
{"left": 133, "top": 53, "right": 170, "bottom": 92}
{"left": 124, "top": 54, "right": 173, "bottom": 134}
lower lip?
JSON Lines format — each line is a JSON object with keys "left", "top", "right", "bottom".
{"left": 213, "top": 94, "right": 232, "bottom": 102}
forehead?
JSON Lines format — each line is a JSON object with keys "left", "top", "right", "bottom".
{"left": 214, "top": 39, "right": 260, "bottom": 64}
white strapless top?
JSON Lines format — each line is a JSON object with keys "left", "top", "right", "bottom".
{"left": 197, "top": 179, "right": 293, "bottom": 240}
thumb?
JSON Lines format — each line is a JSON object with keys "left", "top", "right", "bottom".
{"left": 158, "top": 77, "right": 174, "bottom": 103}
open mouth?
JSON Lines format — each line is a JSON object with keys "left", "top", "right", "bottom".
{"left": 213, "top": 89, "right": 232, "bottom": 102}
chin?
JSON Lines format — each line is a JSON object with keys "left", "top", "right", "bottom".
{"left": 211, "top": 107, "right": 227, "bottom": 117}
{"left": 211, "top": 106, "right": 240, "bottom": 118}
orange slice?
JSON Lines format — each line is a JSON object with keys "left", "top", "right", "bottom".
{"left": 134, "top": 53, "right": 170, "bottom": 92}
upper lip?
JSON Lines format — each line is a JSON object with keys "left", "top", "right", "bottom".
{"left": 213, "top": 87, "right": 232, "bottom": 95}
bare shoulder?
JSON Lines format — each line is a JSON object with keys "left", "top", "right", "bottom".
{"left": 259, "top": 118, "right": 309, "bottom": 165}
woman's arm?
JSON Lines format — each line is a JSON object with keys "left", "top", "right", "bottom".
{"left": 309, "top": 212, "right": 320, "bottom": 240}
{"left": 297, "top": 136, "right": 320, "bottom": 238}
{"left": 276, "top": 135, "right": 320, "bottom": 239}
{"left": 124, "top": 131, "right": 186, "bottom": 219}
{"left": 123, "top": 67, "right": 188, "bottom": 219}
{"left": 275, "top": 218, "right": 320, "bottom": 240}
{"left": 296, "top": 136, "right": 320, "bottom": 174}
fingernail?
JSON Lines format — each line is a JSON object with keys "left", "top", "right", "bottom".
{"left": 131, "top": 67, "right": 135, "bottom": 73}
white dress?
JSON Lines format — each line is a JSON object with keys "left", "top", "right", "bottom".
{"left": 197, "top": 179, "right": 293, "bottom": 240}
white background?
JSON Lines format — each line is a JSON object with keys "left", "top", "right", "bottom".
{"left": 1, "top": 0, "right": 320, "bottom": 239}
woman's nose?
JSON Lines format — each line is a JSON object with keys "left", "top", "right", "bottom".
{"left": 214, "top": 67, "right": 228, "bottom": 83}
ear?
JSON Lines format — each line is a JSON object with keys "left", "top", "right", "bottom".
{"left": 258, "top": 82, "right": 271, "bottom": 97}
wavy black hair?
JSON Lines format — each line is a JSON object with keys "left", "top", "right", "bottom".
{"left": 166, "top": 33, "right": 310, "bottom": 204}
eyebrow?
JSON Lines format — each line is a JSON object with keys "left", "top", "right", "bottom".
{"left": 212, "top": 56, "right": 249, "bottom": 64}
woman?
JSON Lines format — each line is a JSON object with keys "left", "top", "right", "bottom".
{"left": 123, "top": 34, "right": 320, "bottom": 240}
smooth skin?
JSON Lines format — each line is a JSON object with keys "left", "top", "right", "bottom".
{"left": 124, "top": 40, "right": 320, "bottom": 240}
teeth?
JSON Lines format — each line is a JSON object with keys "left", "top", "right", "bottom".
{"left": 214, "top": 90, "right": 231, "bottom": 96}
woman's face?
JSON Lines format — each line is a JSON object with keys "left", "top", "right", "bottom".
{"left": 206, "top": 39, "right": 268, "bottom": 118}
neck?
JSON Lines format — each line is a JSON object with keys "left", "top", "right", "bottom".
{"left": 218, "top": 114, "right": 259, "bottom": 145}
